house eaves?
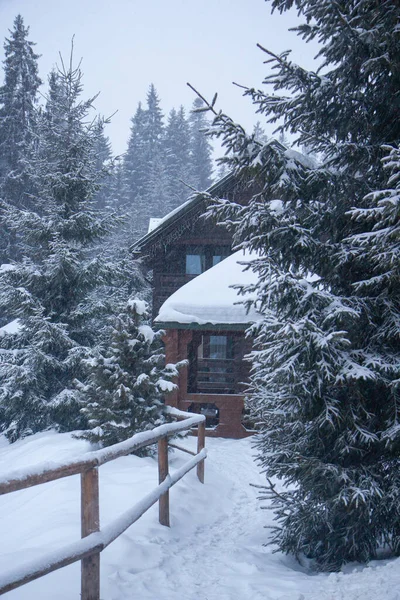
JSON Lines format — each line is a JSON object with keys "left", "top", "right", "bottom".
{"left": 130, "top": 172, "right": 236, "bottom": 257}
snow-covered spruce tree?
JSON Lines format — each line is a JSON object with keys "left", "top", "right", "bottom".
{"left": 123, "top": 85, "right": 168, "bottom": 236}
{"left": 0, "top": 15, "right": 41, "bottom": 184}
{"left": 253, "top": 122, "right": 269, "bottom": 145}
{"left": 194, "top": 0, "right": 400, "bottom": 570}
{"left": 189, "top": 97, "right": 213, "bottom": 190}
{"left": 92, "top": 119, "right": 113, "bottom": 211}
{"left": 143, "top": 83, "right": 164, "bottom": 157}
{"left": 124, "top": 103, "right": 147, "bottom": 205}
{"left": 141, "top": 84, "right": 168, "bottom": 228}
{"left": 79, "top": 298, "right": 181, "bottom": 453}
{"left": 0, "top": 59, "right": 122, "bottom": 441}
{"left": 0, "top": 14, "right": 41, "bottom": 262}
{"left": 163, "top": 106, "right": 192, "bottom": 212}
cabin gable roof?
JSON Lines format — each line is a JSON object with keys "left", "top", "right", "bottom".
{"left": 131, "top": 173, "right": 237, "bottom": 258}
{"left": 130, "top": 140, "right": 309, "bottom": 259}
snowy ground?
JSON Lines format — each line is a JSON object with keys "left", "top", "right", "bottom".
{"left": 0, "top": 432, "right": 400, "bottom": 600}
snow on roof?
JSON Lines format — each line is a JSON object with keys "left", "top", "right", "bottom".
{"left": 285, "top": 148, "right": 316, "bottom": 169}
{"left": 146, "top": 198, "right": 194, "bottom": 235}
{"left": 132, "top": 173, "right": 237, "bottom": 254}
{"left": 148, "top": 218, "right": 163, "bottom": 233}
{"left": 0, "top": 319, "right": 21, "bottom": 337}
{"left": 155, "top": 250, "right": 262, "bottom": 326}
{"left": 0, "top": 264, "right": 16, "bottom": 273}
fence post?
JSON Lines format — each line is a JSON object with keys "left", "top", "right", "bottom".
{"left": 197, "top": 421, "right": 205, "bottom": 483}
{"left": 81, "top": 467, "right": 100, "bottom": 600}
{"left": 158, "top": 436, "right": 170, "bottom": 526}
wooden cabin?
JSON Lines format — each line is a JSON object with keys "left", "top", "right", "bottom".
{"left": 132, "top": 174, "right": 260, "bottom": 438}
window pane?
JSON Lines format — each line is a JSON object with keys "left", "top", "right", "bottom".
{"left": 212, "top": 246, "right": 230, "bottom": 267}
{"left": 197, "top": 337, "right": 204, "bottom": 359}
{"left": 209, "top": 335, "right": 227, "bottom": 359}
{"left": 186, "top": 254, "right": 205, "bottom": 275}
{"left": 212, "top": 255, "right": 223, "bottom": 266}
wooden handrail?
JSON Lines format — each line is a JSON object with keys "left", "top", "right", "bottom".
{"left": 0, "top": 412, "right": 203, "bottom": 496}
{"left": 0, "top": 409, "right": 206, "bottom": 599}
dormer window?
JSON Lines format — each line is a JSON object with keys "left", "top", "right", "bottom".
{"left": 185, "top": 249, "right": 206, "bottom": 275}
{"left": 185, "top": 245, "right": 230, "bottom": 275}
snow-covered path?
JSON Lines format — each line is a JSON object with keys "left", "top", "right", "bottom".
{"left": 98, "top": 437, "right": 400, "bottom": 600}
{"left": 108, "top": 437, "right": 281, "bottom": 600}
{"left": 1, "top": 433, "right": 400, "bottom": 600}
{"left": 160, "top": 443, "right": 269, "bottom": 600}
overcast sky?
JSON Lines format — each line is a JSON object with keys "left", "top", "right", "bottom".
{"left": 0, "top": 0, "right": 320, "bottom": 156}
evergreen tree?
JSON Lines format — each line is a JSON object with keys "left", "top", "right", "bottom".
{"left": 123, "top": 102, "right": 148, "bottom": 239}
{"left": 0, "top": 58, "right": 121, "bottom": 441}
{"left": 0, "top": 15, "right": 41, "bottom": 182}
{"left": 92, "top": 119, "right": 113, "bottom": 211}
{"left": 124, "top": 85, "right": 168, "bottom": 236}
{"left": 122, "top": 87, "right": 216, "bottom": 237}
{"left": 198, "top": 0, "right": 400, "bottom": 570}
{"left": 79, "top": 298, "right": 181, "bottom": 451}
{"left": 141, "top": 84, "right": 168, "bottom": 225}
{"left": 124, "top": 102, "right": 147, "bottom": 203}
{"left": 189, "top": 97, "right": 213, "bottom": 190}
{"left": 253, "top": 122, "right": 268, "bottom": 145}
{"left": 164, "top": 106, "right": 191, "bottom": 212}
{"left": 143, "top": 83, "right": 164, "bottom": 160}
{"left": 0, "top": 15, "right": 41, "bottom": 262}
{"left": 122, "top": 88, "right": 216, "bottom": 238}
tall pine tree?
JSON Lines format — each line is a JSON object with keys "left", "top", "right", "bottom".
{"left": 189, "top": 97, "right": 213, "bottom": 191}
{"left": 198, "top": 0, "right": 400, "bottom": 570}
{"left": 141, "top": 84, "right": 168, "bottom": 227}
{"left": 0, "top": 15, "right": 41, "bottom": 262}
{"left": 124, "top": 85, "right": 168, "bottom": 236}
{"left": 164, "top": 106, "right": 191, "bottom": 212}
{"left": 0, "top": 58, "right": 121, "bottom": 441}
{"left": 124, "top": 103, "right": 147, "bottom": 203}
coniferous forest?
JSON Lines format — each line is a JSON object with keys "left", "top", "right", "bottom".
{"left": 0, "top": 15, "right": 212, "bottom": 442}
{"left": 0, "top": 0, "right": 400, "bottom": 580}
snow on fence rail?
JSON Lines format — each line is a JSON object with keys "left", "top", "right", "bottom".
{"left": 0, "top": 407, "right": 206, "bottom": 600}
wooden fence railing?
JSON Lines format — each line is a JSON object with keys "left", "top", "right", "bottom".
{"left": 0, "top": 407, "right": 206, "bottom": 600}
